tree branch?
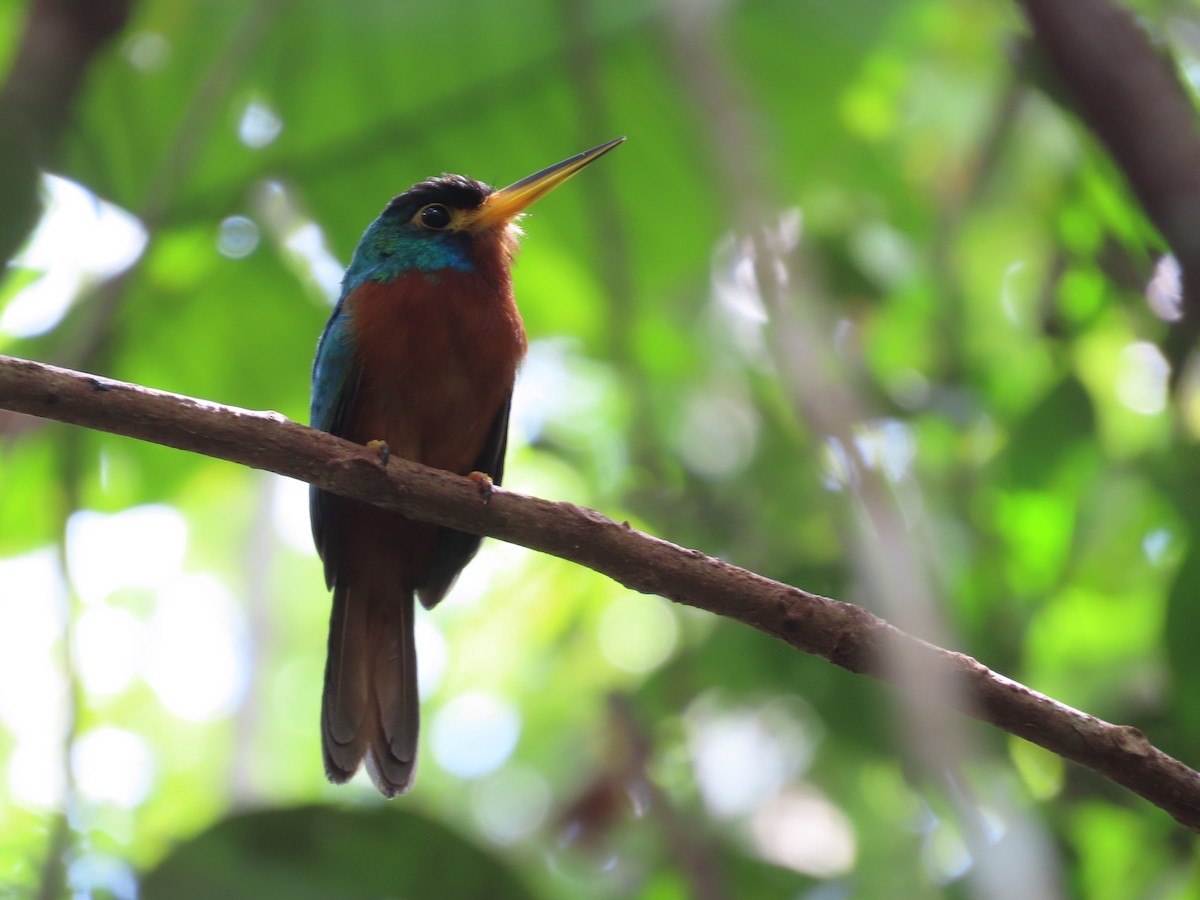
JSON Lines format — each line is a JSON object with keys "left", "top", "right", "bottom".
{"left": 2, "top": 352, "right": 1198, "bottom": 829}
{"left": 1017, "top": 0, "right": 1200, "bottom": 373}
{"left": 0, "top": 0, "right": 134, "bottom": 268}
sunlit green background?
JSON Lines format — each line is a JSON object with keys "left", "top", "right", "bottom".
{"left": 2, "top": 0, "right": 1199, "bottom": 897}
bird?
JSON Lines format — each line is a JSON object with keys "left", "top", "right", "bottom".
{"left": 309, "top": 137, "right": 624, "bottom": 796}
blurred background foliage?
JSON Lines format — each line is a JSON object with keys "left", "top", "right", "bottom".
{"left": 1, "top": 0, "right": 1199, "bottom": 897}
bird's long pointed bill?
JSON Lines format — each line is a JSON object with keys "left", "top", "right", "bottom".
{"left": 471, "top": 137, "right": 625, "bottom": 228}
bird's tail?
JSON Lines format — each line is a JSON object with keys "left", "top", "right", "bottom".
{"left": 321, "top": 584, "right": 419, "bottom": 797}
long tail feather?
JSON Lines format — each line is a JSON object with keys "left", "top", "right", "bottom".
{"left": 321, "top": 585, "right": 370, "bottom": 782}
{"left": 365, "top": 594, "right": 419, "bottom": 796}
{"left": 321, "top": 586, "right": 419, "bottom": 796}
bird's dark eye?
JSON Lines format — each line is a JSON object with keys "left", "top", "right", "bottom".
{"left": 418, "top": 204, "right": 452, "bottom": 230}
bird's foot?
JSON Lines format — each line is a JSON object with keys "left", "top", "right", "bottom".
{"left": 466, "top": 471, "right": 494, "bottom": 503}
{"left": 367, "top": 440, "right": 390, "bottom": 466}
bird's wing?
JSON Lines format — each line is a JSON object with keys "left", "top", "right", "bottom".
{"left": 310, "top": 298, "right": 358, "bottom": 435}
{"left": 416, "top": 390, "right": 512, "bottom": 610}
{"left": 309, "top": 302, "right": 360, "bottom": 589}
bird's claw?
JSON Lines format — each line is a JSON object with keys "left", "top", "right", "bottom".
{"left": 367, "top": 440, "right": 390, "bottom": 466}
{"left": 467, "top": 471, "right": 494, "bottom": 503}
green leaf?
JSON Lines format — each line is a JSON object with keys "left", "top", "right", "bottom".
{"left": 141, "top": 805, "right": 534, "bottom": 900}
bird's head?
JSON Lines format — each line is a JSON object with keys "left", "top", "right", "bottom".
{"left": 346, "top": 137, "right": 624, "bottom": 288}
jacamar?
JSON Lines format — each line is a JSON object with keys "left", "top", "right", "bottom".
{"left": 310, "top": 138, "right": 624, "bottom": 796}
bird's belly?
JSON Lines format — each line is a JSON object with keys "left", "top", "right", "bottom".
{"left": 381, "top": 366, "right": 505, "bottom": 473}
{"left": 347, "top": 277, "right": 523, "bottom": 474}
